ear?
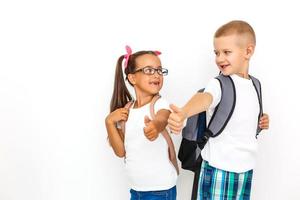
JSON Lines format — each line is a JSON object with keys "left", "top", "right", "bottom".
{"left": 127, "top": 74, "right": 136, "bottom": 85}
{"left": 245, "top": 44, "right": 255, "bottom": 60}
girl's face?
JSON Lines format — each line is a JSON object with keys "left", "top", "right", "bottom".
{"left": 128, "top": 54, "right": 164, "bottom": 96}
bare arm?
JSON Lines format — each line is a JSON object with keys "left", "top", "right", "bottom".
{"left": 144, "top": 109, "right": 171, "bottom": 141}
{"left": 168, "top": 92, "right": 213, "bottom": 134}
{"left": 105, "top": 108, "right": 128, "bottom": 157}
{"left": 182, "top": 92, "right": 213, "bottom": 118}
{"left": 153, "top": 109, "right": 171, "bottom": 132}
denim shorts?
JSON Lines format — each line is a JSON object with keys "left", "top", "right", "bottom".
{"left": 130, "top": 186, "right": 176, "bottom": 200}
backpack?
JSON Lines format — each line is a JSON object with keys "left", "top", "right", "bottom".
{"left": 178, "top": 74, "right": 263, "bottom": 200}
{"left": 120, "top": 95, "right": 179, "bottom": 175}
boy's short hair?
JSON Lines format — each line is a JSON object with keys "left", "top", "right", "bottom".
{"left": 214, "top": 20, "right": 256, "bottom": 45}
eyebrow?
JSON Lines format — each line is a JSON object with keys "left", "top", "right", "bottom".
{"left": 214, "top": 49, "right": 231, "bottom": 52}
{"left": 141, "top": 65, "right": 163, "bottom": 68}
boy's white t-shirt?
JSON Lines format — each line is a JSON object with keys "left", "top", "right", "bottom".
{"left": 201, "top": 74, "right": 260, "bottom": 173}
{"left": 124, "top": 98, "right": 177, "bottom": 191}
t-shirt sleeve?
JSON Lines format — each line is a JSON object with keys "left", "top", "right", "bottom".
{"left": 204, "top": 78, "right": 222, "bottom": 109}
{"left": 154, "top": 98, "right": 170, "bottom": 114}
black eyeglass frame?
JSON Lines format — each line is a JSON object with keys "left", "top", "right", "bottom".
{"left": 132, "top": 66, "right": 168, "bottom": 76}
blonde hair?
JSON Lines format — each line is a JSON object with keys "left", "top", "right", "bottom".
{"left": 214, "top": 20, "right": 256, "bottom": 45}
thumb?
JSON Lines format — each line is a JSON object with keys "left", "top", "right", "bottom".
{"left": 169, "top": 104, "right": 182, "bottom": 113}
{"left": 144, "top": 115, "right": 151, "bottom": 125}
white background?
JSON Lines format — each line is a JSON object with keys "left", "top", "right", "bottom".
{"left": 1, "top": 0, "right": 300, "bottom": 199}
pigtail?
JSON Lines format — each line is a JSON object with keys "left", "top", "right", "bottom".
{"left": 110, "top": 55, "right": 133, "bottom": 112}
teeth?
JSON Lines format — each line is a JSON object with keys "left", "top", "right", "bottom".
{"left": 220, "top": 64, "right": 229, "bottom": 68}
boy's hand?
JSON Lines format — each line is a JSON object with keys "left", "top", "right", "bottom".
{"left": 168, "top": 104, "right": 187, "bottom": 134}
{"left": 259, "top": 113, "right": 269, "bottom": 130}
{"left": 105, "top": 108, "right": 129, "bottom": 125}
{"left": 144, "top": 116, "right": 159, "bottom": 141}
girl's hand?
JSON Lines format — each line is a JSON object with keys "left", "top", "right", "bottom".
{"left": 105, "top": 108, "right": 129, "bottom": 125}
{"left": 259, "top": 113, "right": 269, "bottom": 130}
{"left": 144, "top": 116, "right": 159, "bottom": 141}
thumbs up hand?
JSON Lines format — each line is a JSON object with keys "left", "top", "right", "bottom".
{"left": 144, "top": 116, "right": 159, "bottom": 141}
{"left": 168, "top": 104, "right": 187, "bottom": 134}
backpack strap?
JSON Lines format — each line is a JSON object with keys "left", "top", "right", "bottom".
{"left": 120, "top": 101, "right": 134, "bottom": 135}
{"left": 191, "top": 166, "right": 201, "bottom": 200}
{"left": 207, "top": 75, "right": 236, "bottom": 137}
{"left": 149, "top": 95, "right": 180, "bottom": 175}
{"left": 249, "top": 75, "right": 263, "bottom": 137}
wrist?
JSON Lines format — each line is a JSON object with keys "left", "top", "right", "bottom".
{"left": 181, "top": 108, "right": 188, "bottom": 121}
{"left": 152, "top": 119, "right": 163, "bottom": 132}
{"left": 105, "top": 117, "right": 115, "bottom": 126}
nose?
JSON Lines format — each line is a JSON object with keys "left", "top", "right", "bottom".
{"left": 153, "top": 70, "right": 160, "bottom": 77}
{"left": 216, "top": 53, "right": 225, "bottom": 64}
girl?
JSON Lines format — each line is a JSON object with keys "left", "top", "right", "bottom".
{"left": 105, "top": 46, "right": 177, "bottom": 200}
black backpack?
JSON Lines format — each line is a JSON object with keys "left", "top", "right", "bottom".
{"left": 178, "top": 74, "right": 263, "bottom": 200}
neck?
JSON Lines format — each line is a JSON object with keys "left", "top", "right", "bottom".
{"left": 236, "top": 63, "right": 250, "bottom": 79}
{"left": 133, "top": 91, "right": 156, "bottom": 108}
{"left": 236, "top": 72, "right": 250, "bottom": 79}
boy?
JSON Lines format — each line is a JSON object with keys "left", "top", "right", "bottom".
{"left": 168, "top": 20, "right": 269, "bottom": 199}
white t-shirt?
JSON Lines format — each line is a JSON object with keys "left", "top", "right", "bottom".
{"left": 124, "top": 98, "right": 177, "bottom": 191}
{"left": 201, "top": 74, "right": 260, "bottom": 173}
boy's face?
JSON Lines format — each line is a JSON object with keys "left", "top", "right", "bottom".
{"left": 213, "top": 34, "right": 253, "bottom": 76}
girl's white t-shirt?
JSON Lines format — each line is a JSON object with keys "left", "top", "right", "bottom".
{"left": 124, "top": 98, "right": 177, "bottom": 191}
{"left": 201, "top": 74, "right": 260, "bottom": 173}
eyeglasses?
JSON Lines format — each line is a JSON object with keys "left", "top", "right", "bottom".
{"left": 132, "top": 66, "right": 168, "bottom": 76}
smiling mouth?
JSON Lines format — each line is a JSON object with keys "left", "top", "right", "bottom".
{"left": 220, "top": 64, "right": 230, "bottom": 69}
{"left": 149, "top": 81, "right": 160, "bottom": 86}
